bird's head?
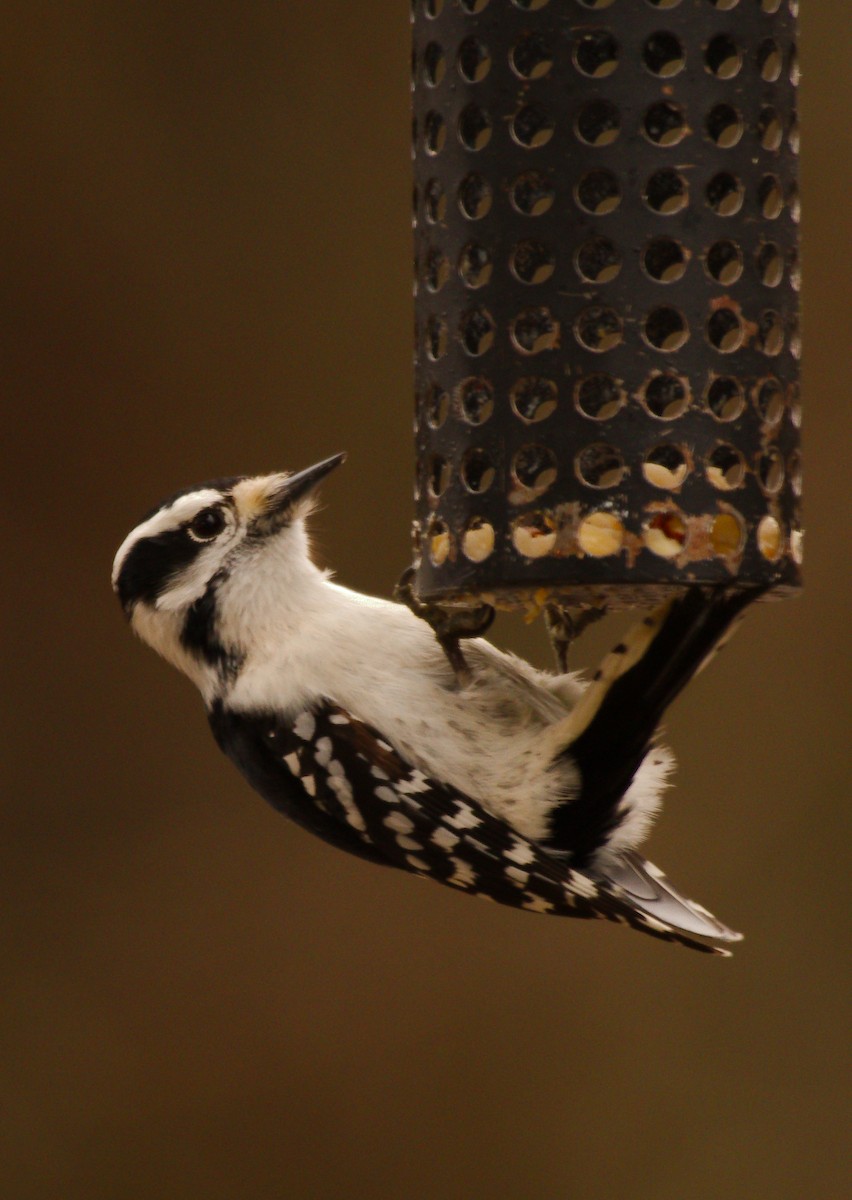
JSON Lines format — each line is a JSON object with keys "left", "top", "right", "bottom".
{"left": 112, "top": 453, "right": 345, "bottom": 692}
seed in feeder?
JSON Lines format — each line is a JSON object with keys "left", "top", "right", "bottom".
{"left": 462, "top": 519, "right": 495, "bottom": 562}
{"left": 790, "top": 528, "right": 803, "bottom": 564}
{"left": 429, "top": 526, "right": 450, "bottom": 565}
{"left": 642, "top": 444, "right": 688, "bottom": 489}
{"left": 757, "top": 515, "right": 782, "bottom": 560}
{"left": 711, "top": 512, "right": 744, "bottom": 557}
{"left": 643, "top": 511, "right": 687, "bottom": 558}
{"left": 577, "top": 511, "right": 624, "bottom": 557}
{"left": 512, "top": 514, "right": 556, "bottom": 558}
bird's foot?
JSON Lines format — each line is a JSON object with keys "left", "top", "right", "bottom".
{"left": 544, "top": 602, "right": 608, "bottom": 673}
{"left": 395, "top": 568, "right": 495, "bottom": 686}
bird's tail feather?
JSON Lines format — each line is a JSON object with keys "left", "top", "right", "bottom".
{"left": 562, "top": 585, "right": 761, "bottom": 749}
{"left": 548, "top": 585, "right": 764, "bottom": 863}
{"left": 590, "top": 849, "right": 743, "bottom": 950}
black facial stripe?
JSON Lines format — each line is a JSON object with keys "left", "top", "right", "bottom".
{"left": 117, "top": 482, "right": 242, "bottom": 612}
{"left": 180, "top": 571, "right": 243, "bottom": 679}
{"left": 115, "top": 529, "right": 204, "bottom": 611}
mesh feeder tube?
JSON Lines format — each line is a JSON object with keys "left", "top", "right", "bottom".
{"left": 411, "top": 0, "right": 800, "bottom": 613}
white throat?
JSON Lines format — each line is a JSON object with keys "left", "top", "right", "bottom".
{"left": 215, "top": 520, "right": 329, "bottom": 664}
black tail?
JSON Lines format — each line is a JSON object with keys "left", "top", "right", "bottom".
{"left": 548, "top": 585, "right": 764, "bottom": 865}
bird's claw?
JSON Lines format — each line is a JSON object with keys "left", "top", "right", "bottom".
{"left": 395, "top": 567, "right": 495, "bottom": 685}
{"left": 544, "top": 602, "right": 608, "bottom": 673}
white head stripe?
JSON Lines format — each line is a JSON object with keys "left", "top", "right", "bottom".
{"left": 111, "top": 489, "right": 224, "bottom": 586}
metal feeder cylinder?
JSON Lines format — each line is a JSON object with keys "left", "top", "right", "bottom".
{"left": 411, "top": 0, "right": 800, "bottom": 611}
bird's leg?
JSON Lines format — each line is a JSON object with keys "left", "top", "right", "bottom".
{"left": 394, "top": 568, "right": 495, "bottom": 686}
{"left": 544, "top": 602, "right": 608, "bottom": 674}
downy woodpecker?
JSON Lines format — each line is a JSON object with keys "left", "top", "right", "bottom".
{"left": 112, "top": 454, "right": 762, "bottom": 955}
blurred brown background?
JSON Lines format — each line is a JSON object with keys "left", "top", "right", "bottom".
{"left": 2, "top": 4, "right": 849, "bottom": 1198}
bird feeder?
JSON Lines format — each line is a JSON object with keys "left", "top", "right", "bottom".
{"left": 411, "top": 0, "right": 800, "bottom": 613}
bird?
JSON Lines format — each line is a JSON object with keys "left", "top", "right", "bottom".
{"left": 112, "top": 453, "right": 763, "bottom": 955}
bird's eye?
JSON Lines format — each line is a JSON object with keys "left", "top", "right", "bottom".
{"left": 187, "top": 506, "right": 226, "bottom": 541}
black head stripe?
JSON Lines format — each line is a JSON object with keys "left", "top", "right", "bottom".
{"left": 115, "top": 529, "right": 204, "bottom": 611}
{"left": 116, "top": 478, "right": 243, "bottom": 612}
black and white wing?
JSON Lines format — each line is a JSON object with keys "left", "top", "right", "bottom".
{"left": 209, "top": 699, "right": 741, "bottom": 956}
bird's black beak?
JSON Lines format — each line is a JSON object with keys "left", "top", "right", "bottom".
{"left": 253, "top": 453, "right": 347, "bottom": 529}
{"left": 277, "top": 453, "right": 347, "bottom": 508}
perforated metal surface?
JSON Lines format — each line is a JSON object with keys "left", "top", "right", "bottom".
{"left": 411, "top": 0, "right": 800, "bottom": 610}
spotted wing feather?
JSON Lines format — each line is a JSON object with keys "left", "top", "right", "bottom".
{"left": 213, "top": 699, "right": 738, "bottom": 955}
